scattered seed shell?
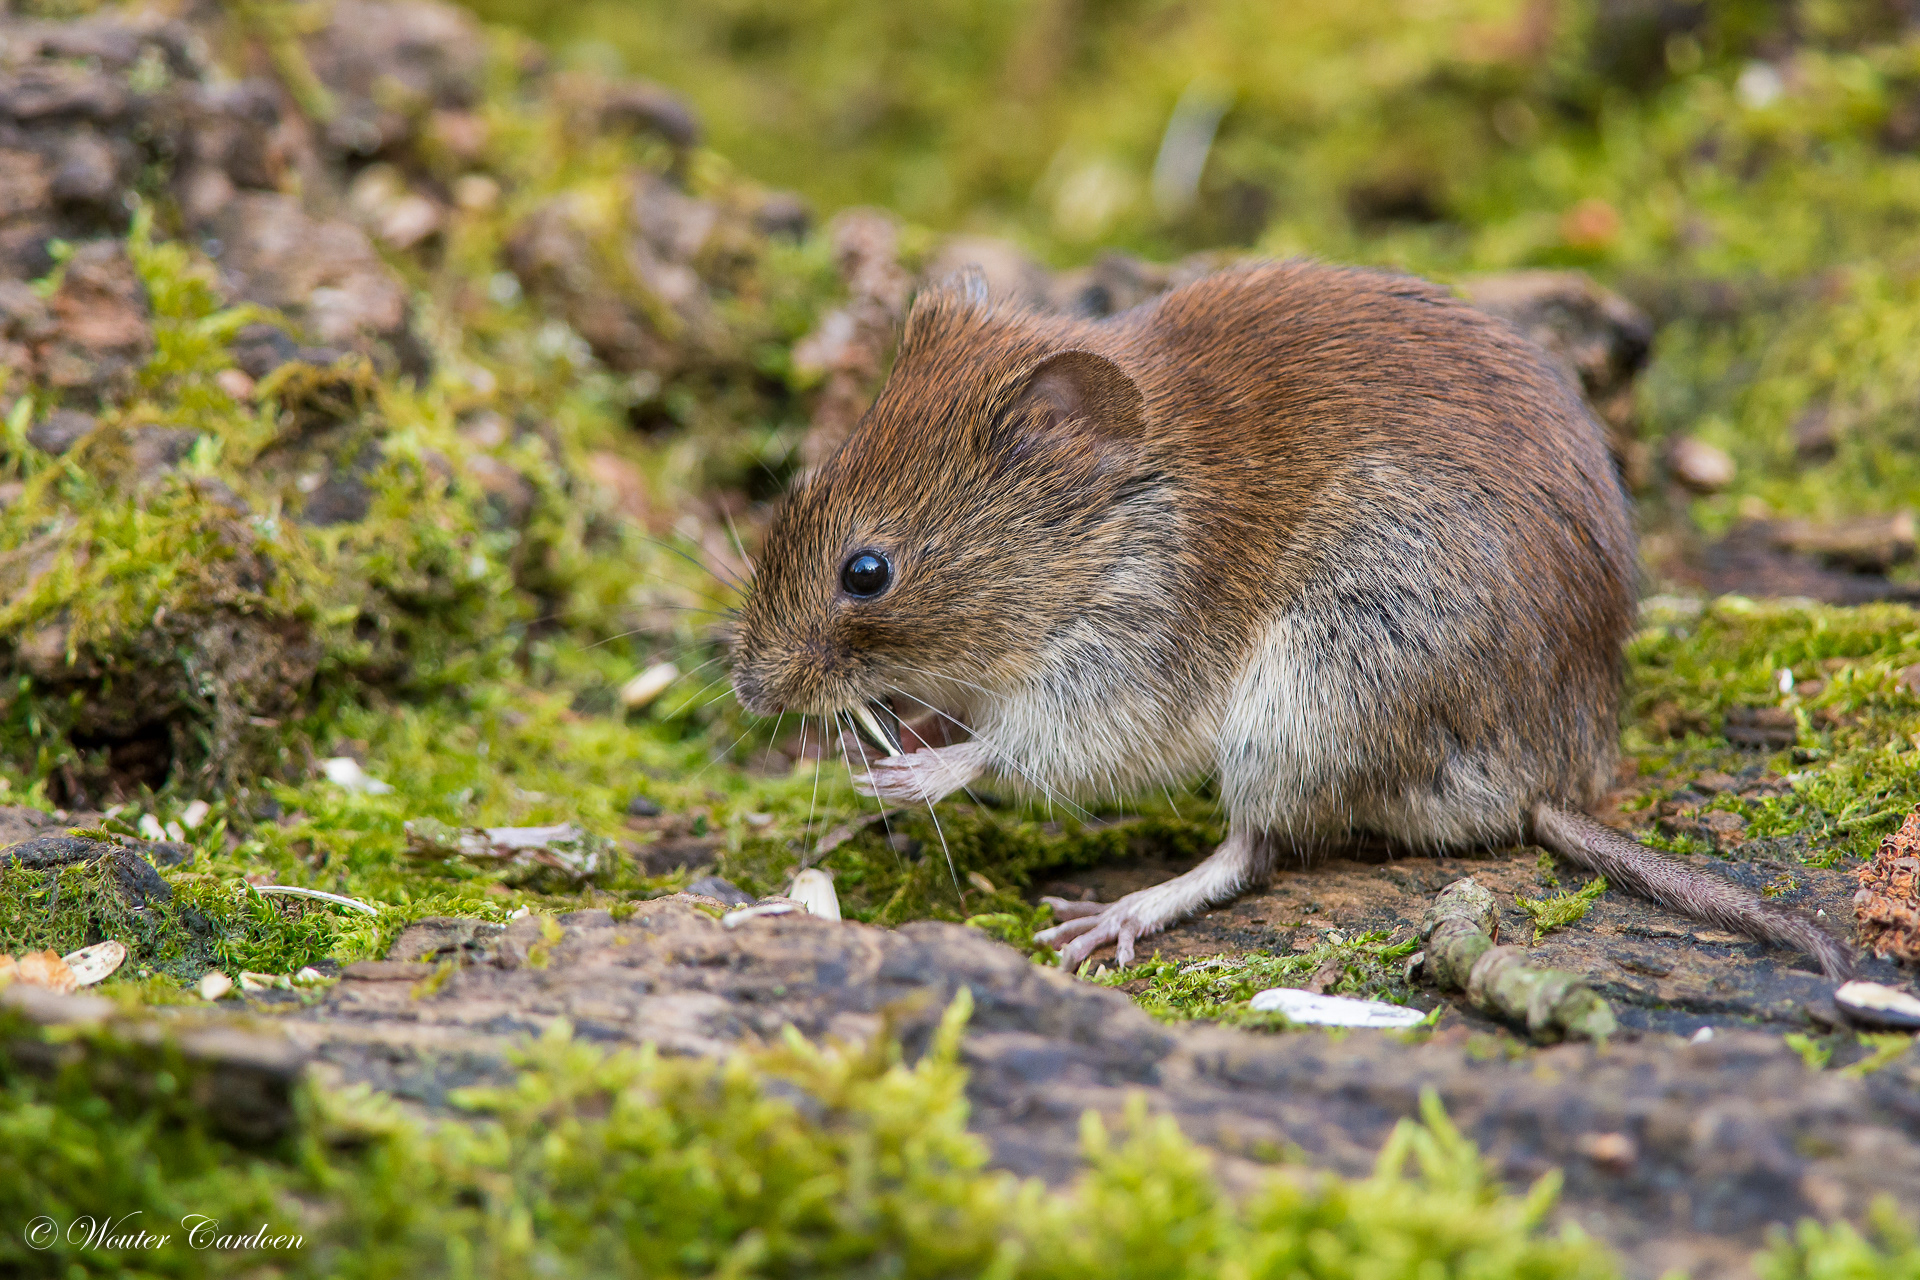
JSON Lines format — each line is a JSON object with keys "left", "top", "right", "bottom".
{"left": 1247, "top": 988, "right": 1428, "bottom": 1028}
{"left": 198, "top": 971, "right": 235, "bottom": 1000}
{"left": 966, "top": 871, "right": 996, "bottom": 894}
{"left": 722, "top": 900, "right": 800, "bottom": 928}
{"left": 60, "top": 940, "right": 127, "bottom": 987}
{"left": 787, "top": 868, "right": 841, "bottom": 920}
{"left": 1834, "top": 980, "right": 1920, "bottom": 1030}
{"left": 239, "top": 970, "right": 291, "bottom": 992}
{"left": 619, "top": 660, "right": 680, "bottom": 710}
{"left": 321, "top": 756, "right": 394, "bottom": 794}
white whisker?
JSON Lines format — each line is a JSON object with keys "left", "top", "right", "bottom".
{"left": 643, "top": 532, "right": 750, "bottom": 596}
{"left": 664, "top": 672, "right": 732, "bottom": 718}
{"left": 805, "top": 716, "right": 823, "bottom": 862}
{"left": 836, "top": 711, "right": 902, "bottom": 866}
{"left": 921, "top": 797, "right": 963, "bottom": 909}
{"left": 692, "top": 718, "right": 761, "bottom": 783}
{"left": 722, "top": 508, "right": 755, "bottom": 576}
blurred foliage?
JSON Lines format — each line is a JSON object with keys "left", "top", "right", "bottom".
{"left": 0, "top": 992, "right": 1626, "bottom": 1278}
{"left": 466, "top": 0, "right": 1920, "bottom": 534}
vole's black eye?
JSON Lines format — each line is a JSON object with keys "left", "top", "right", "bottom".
{"left": 840, "top": 550, "right": 891, "bottom": 598}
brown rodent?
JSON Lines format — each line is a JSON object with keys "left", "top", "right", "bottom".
{"left": 728, "top": 259, "right": 1852, "bottom": 979}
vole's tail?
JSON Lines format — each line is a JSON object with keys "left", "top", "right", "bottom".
{"left": 1529, "top": 805, "right": 1854, "bottom": 979}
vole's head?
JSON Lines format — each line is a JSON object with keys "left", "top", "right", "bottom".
{"left": 729, "top": 280, "right": 1154, "bottom": 725}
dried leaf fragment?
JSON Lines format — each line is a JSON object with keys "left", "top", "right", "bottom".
{"left": 1856, "top": 806, "right": 1920, "bottom": 963}
{"left": 0, "top": 949, "right": 80, "bottom": 993}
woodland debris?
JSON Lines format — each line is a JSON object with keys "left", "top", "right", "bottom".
{"left": 686, "top": 874, "right": 754, "bottom": 906}
{"left": 1724, "top": 705, "right": 1800, "bottom": 749}
{"left": 1419, "top": 877, "right": 1616, "bottom": 1042}
{"left": 0, "top": 949, "right": 78, "bottom": 993}
{"left": 59, "top": 939, "right": 125, "bottom": 986}
{"left": 404, "top": 817, "right": 612, "bottom": 882}
{"left": 1769, "top": 511, "right": 1917, "bottom": 574}
{"left": 722, "top": 898, "right": 802, "bottom": 927}
{"left": 252, "top": 885, "right": 380, "bottom": 916}
{"left": 321, "top": 756, "right": 394, "bottom": 794}
{"left": 1855, "top": 805, "right": 1920, "bottom": 963}
{"left": 812, "top": 807, "right": 907, "bottom": 856}
{"left": 1698, "top": 521, "right": 1920, "bottom": 606}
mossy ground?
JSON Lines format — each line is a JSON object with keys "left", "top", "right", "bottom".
{"left": 0, "top": 991, "right": 1637, "bottom": 1279}
{"left": 3, "top": 0, "right": 1920, "bottom": 1272}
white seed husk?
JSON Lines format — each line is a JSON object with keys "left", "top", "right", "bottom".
{"left": 60, "top": 940, "right": 127, "bottom": 986}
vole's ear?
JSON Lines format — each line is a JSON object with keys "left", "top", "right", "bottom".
{"left": 994, "top": 349, "right": 1146, "bottom": 469}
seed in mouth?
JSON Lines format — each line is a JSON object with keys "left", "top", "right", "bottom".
{"left": 852, "top": 701, "right": 904, "bottom": 758}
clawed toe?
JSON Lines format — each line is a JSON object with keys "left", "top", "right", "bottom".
{"left": 1039, "top": 896, "right": 1107, "bottom": 920}
{"left": 1035, "top": 909, "right": 1141, "bottom": 969}
{"left": 1033, "top": 914, "right": 1099, "bottom": 946}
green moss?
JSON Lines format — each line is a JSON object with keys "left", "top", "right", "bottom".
{"left": 1759, "top": 1198, "right": 1920, "bottom": 1280}
{"left": 1087, "top": 931, "right": 1423, "bottom": 1029}
{"left": 0, "top": 991, "right": 1621, "bottom": 1278}
{"left": 1515, "top": 876, "right": 1609, "bottom": 944}
{"left": 1783, "top": 1031, "right": 1835, "bottom": 1071}
{"left": 719, "top": 801, "right": 1222, "bottom": 933}
{"left": 1626, "top": 597, "right": 1920, "bottom": 864}
{"left": 1840, "top": 1033, "right": 1915, "bottom": 1078}
{"left": 0, "top": 858, "right": 220, "bottom": 982}
{"left": 0, "top": 853, "right": 388, "bottom": 986}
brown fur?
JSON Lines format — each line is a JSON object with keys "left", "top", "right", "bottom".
{"left": 731, "top": 260, "right": 1851, "bottom": 977}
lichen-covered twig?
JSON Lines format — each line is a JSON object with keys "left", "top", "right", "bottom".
{"left": 1419, "top": 878, "right": 1616, "bottom": 1043}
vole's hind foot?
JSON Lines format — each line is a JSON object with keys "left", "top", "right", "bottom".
{"left": 850, "top": 741, "right": 988, "bottom": 805}
{"left": 1035, "top": 894, "right": 1163, "bottom": 968}
{"left": 1035, "top": 827, "right": 1272, "bottom": 969}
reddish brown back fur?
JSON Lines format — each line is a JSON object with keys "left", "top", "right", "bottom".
{"left": 734, "top": 259, "right": 1634, "bottom": 832}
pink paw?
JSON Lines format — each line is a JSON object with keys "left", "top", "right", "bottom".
{"left": 1034, "top": 894, "right": 1163, "bottom": 969}
{"left": 849, "top": 742, "right": 982, "bottom": 805}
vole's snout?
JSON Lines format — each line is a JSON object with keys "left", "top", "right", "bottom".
{"left": 728, "top": 659, "right": 787, "bottom": 719}
{"left": 729, "top": 625, "right": 855, "bottom": 719}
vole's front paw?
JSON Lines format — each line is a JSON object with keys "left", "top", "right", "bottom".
{"left": 1035, "top": 894, "right": 1164, "bottom": 969}
{"left": 850, "top": 742, "right": 984, "bottom": 805}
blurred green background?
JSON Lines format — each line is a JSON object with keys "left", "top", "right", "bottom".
{"left": 464, "top": 0, "right": 1920, "bottom": 540}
